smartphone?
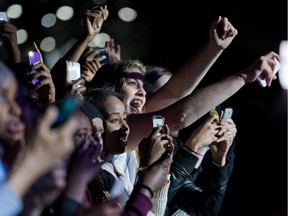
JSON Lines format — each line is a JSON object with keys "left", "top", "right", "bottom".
{"left": 152, "top": 115, "right": 164, "bottom": 128}
{"left": 51, "top": 95, "right": 82, "bottom": 128}
{"left": 94, "top": 48, "right": 109, "bottom": 66}
{"left": 257, "top": 58, "right": 280, "bottom": 87}
{"left": 0, "top": 12, "right": 8, "bottom": 22}
{"left": 66, "top": 61, "right": 81, "bottom": 84}
{"left": 223, "top": 107, "right": 233, "bottom": 119}
{"left": 28, "top": 51, "right": 41, "bottom": 85}
{"left": 164, "top": 147, "right": 173, "bottom": 159}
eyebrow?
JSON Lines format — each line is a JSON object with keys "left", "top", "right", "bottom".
{"left": 105, "top": 111, "right": 127, "bottom": 118}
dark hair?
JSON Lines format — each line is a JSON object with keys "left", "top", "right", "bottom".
{"left": 80, "top": 99, "right": 103, "bottom": 120}
{"left": 144, "top": 65, "right": 172, "bottom": 95}
{"left": 144, "top": 65, "right": 171, "bottom": 82}
{"left": 84, "top": 87, "right": 124, "bottom": 115}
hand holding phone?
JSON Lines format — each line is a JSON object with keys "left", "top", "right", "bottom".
{"left": 222, "top": 107, "right": 233, "bottom": 119}
{"left": 152, "top": 115, "right": 164, "bottom": 129}
{"left": 0, "top": 12, "right": 8, "bottom": 22}
{"left": 0, "top": 12, "right": 9, "bottom": 45}
{"left": 94, "top": 48, "right": 109, "bottom": 66}
{"left": 28, "top": 42, "right": 43, "bottom": 85}
{"left": 66, "top": 61, "right": 81, "bottom": 84}
{"left": 28, "top": 51, "right": 41, "bottom": 85}
{"left": 257, "top": 58, "right": 281, "bottom": 87}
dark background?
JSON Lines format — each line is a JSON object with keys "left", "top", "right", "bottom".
{"left": 1, "top": 0, "right": 287, "bottom": 215}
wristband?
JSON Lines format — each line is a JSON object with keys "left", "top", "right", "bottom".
{"left": 184, "top": 146, "right": 204, "bottom": 157}
{"left": 138, "top": 184, "right": 154, "bottom": 198}
{"left": 191, "top": 149, "right": 204, "bottom": 157}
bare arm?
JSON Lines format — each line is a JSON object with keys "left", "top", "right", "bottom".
{"left": 127, "top": 51, "right": 279, "bottom": 151}
{"left": 127, "top": 74, "right": 243, "bottom": 151}
{"left": 145, "top": 16, "right": 238, "bottom": 112}
{"left": 0, "top": 21, "right": 21, "bottom": 64}
{"left": 62, "top": 6, "right": 108, "bottom": 62}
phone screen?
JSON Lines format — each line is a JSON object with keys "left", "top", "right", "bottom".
{"left": 94, "top": 48, "right": 109, "bottom": 66}
{"left": 0, "top": 12, "right": 8, "bottom": 22}
{"left": 152, "top": 115, "right": 164, "bottom": 128}
{"left": 28, "top": 51, "right": 41, "bottom": 85}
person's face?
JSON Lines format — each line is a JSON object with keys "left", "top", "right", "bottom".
{"left": 121, "top": 68, "right": 146, "bottom": 114}
{"left": 74, "top": 111, "right": 96, "bottom": 149}
{"left": 102, "top": 95, "right": 130, "bottom": 154}
{"left": 0, "top": 78, "right": 24, "bottom": 145}
{"left": 91, "top": 117, "right": 104, "bottom": 146}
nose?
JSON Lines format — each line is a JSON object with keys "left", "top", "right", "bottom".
{"left": 94, "top": 132, "right": 103, "bottom": 145}
{"left": 136, "top": 85, "right": 146, "bottom": 97}
{"left": 10, "top": 99, "right": 21, "bottom": 117}
{"left": 121, "top": 120, "right": 130, "bottom": 135}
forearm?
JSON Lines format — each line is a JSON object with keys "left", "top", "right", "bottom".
{"left": 123, "top": 191, "right": 153, "bottom": 216}
{"left": 62, "top": 34, "right": 94, "bottom": 62}
{"left": 64, "top": 178, "right": 88, "bottom": 203}
{"left": 127, "top": 74, "right": 244, "bottom": 152}
{"left": 164, "top": 73, "right": 245, "bottom": 133}
{"left": 7, "top": 42, "right": 21, "bottom": 64}
{"left": 7, "top": 156, "right": 42, "bottom": 198}
{"left": 145, "top": 41, "right": 222, "bottom": 112}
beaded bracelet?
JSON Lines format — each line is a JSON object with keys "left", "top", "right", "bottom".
{"left": 138, "top": 184, "right": 154, "bottom": 198}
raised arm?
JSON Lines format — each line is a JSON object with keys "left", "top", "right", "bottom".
{"left": 145, "top": 16, "right": 238, "bottom": 112}
{"left": 126, "top": 51, "right": 280, "bottom": 151}
{"left": 0, "top": 21, "right": 21, "bottom": 65}
{"left": 62, "top": 5, "right": 108, "bottom": 62}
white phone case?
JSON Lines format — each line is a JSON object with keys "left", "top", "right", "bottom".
{"left": 223, "top": 108, "right": 233, "bottom": 119}
{"left": 257, "top": 58, "right": 280, "bottom": 87}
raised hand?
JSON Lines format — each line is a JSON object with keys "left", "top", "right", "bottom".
{"left": 184, "top": 114, "right": 221, "bottom": 153}
{"left": 239, "top": 51, "right": 280, "bottom": 86}
{"left": 0, "top": 21, "right": 21, "bottom": 64}
{"left": 106, "top": 38, "right": 121, "bottom": 62}
{"left": 209, "top": 118, "right": 237, "bottom": 166}
{"left": 29, "top": 61, "right": 56, "bottom": 104}
{"left": 70, "top": 78, "right": 86, "bottom": 99}
{"left": 84, "top": 5, "right": 109, "bottom": 38}
{"left": 209, "top": 16, "right": 238, "bottom": 50}
{"left": 138, "top": 124, "right": 173, "bottom": 168}
{"left": 81, "top": 58, "right": 102, "bottom": 83}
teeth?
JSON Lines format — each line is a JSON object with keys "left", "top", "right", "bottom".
{"left": 131, "top": 99, "right": 141, "bottom": 105}
{"left": 120, "top": 137, "right": 128, "bottom": 145}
